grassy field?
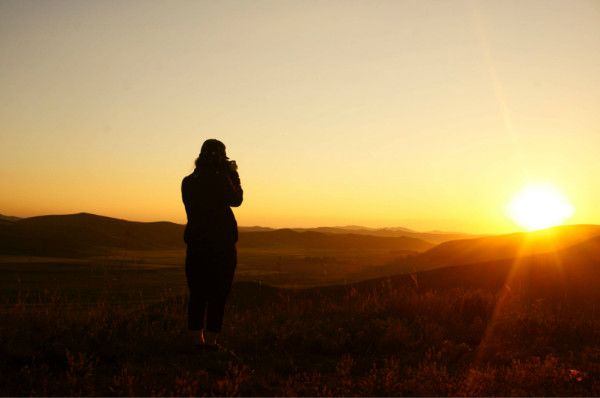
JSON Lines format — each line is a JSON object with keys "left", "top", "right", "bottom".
{"left": 0, "top": 250, "right": 598, "bottom": 396}
{"left": 0, "top": 246, "right": 414, "bottom": 300}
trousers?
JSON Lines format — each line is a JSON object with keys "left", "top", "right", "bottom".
{"left": 185, "top": 243, "right": 236, "bottom": 332}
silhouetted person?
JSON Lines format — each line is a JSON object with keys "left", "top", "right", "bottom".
{"left": 181, "top": 139, "right": 243, "bottom": 348}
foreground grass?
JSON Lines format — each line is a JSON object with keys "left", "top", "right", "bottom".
{"left": 1, "top": 279, "right": 598, "bottom": 396}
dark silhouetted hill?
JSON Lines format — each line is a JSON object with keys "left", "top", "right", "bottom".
{"left": 0, "top": 213, "right": 185, "bottom": 257}
{"left": 0, "top": 214, "right": 21, "bottom": 224}
{"left": 409, "top": 224, "right": 600, "bottom": 269}
{"left": 238, "top": 228, "right": 435, "bottom": 252}
{"left": 323, "top": 233, "right": 600, "bottom": 302}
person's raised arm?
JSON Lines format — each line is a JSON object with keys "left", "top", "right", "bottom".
{"left": 221, "top": 167, "right": 243, "bottom": 207}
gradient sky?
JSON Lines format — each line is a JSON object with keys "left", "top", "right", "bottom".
{"left": 1, "top": 0, "right": 599, "bottom": 233}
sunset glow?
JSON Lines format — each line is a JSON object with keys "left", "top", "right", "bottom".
{"left": 1, "top": 1, "right": 599, "bottom": 233}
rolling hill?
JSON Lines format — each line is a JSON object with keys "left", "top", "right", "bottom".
{"left": 418, "top": 236, "right": 599, "bottom": 297}
{"left": 0, "top": 214, "right": 21, "bottom": 224}
{"left": 0, "top": 213, "right": 435, "bottom": 257}
{"left": 407, "top": 224, "right": 600, "bottom": 269}
{"left": 237, "top": 228, "right": 434, "bottom": 252}
{"left": 4, "top": 212, "right": 599, "bottom": 287}
{"left": 328, "top": 232, "right": 600, "bottom": 303}
{"left": 0, "top": 213, "right": 185, "bottom": 256}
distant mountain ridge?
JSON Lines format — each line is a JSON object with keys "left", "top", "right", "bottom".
{"left": 2, "top": 213, "right": 473, "bottom": 243}
{"left": 240, "top": 225, "right": 476, "bottom": 243}
{"left": 0, "top": 213, "right": 436, "bottom": 257}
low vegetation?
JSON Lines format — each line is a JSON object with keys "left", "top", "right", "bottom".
{"left": 1, "top": 275, "right": 598, "bottom": 396}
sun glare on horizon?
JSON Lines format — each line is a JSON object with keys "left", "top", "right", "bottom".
{"left": 507, "top": 184, "right": 575, "bottom": 231}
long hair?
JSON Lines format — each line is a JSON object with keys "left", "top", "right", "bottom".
{"left": 195, "top": 139, "right": 228, "bottom": 168}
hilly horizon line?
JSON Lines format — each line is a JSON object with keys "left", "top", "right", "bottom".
{"left": 5, "top": 210, "right": 600, "bottom": 248}
{"left": 0, "top": 211, "right": 474, "bottom": 236}
{"left": 0, "top": 211, "right": 439, "bottom": 258}
{"left": 4, "top": 211, "right": 600, "bottom": 240}
{"left": 3, "top": 210, "right": 600, "bottom": 276}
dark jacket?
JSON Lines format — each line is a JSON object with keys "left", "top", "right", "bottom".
{"left": 181, "top": 162, "right": 243, "bottom": 246}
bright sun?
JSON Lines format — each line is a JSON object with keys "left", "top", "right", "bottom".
{"left": 507, "top": 184, "right": 575, "bottom": 231}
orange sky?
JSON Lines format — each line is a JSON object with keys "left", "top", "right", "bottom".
{"left": 1, "top": 0, "right": 599, "bottom": 233}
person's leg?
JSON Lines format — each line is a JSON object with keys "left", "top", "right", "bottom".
{"left": 204, "top": 246, "right": 237, "bottom": 344}
{"left": 205, "top": 298, "right": 227, "bottom": 340}
{"left": 187, "top": 290, "right": 207, "bottom": 331}
{"left": 185, "top": 244, "right": 208, "bottom": 344}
